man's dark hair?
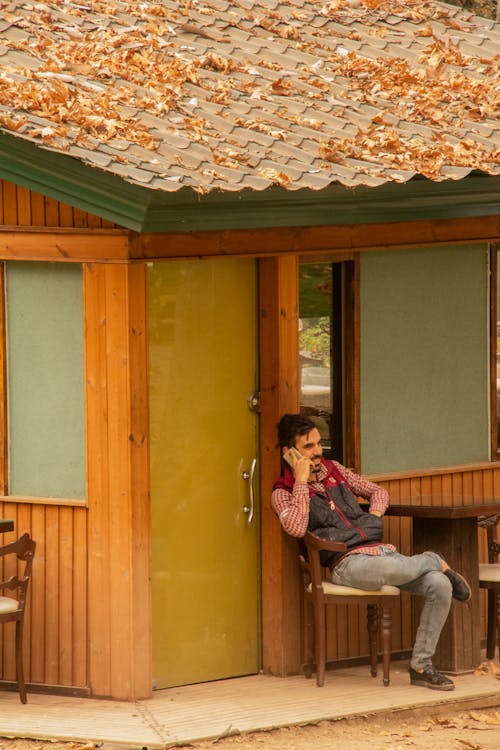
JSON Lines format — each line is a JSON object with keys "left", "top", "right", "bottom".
{"left": 277, "top": 413, "right": 316, "bottom": 450}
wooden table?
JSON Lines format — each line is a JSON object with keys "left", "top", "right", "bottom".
{"left": 0, "top": 519, "right": 14, "bottom": 533}
{"left": 386, "top": 499, "right": 500, "bottom": 674}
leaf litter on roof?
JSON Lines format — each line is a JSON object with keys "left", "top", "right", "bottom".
{"left": 0, "top": 0, "right": 498, "bottom": 192}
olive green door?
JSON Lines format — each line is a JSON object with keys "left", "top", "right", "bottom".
{"left": 149, "top": 258, "right": 260, "bottom": 689}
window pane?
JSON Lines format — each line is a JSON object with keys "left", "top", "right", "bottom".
{"left": 360, "top": 245, "right": 488, "bottom": 473}
{"left": 299, "top": 263, "right": 333, "bottom": 455}
{"left": 6, "top": 262, "right": 85, "bottom": 498}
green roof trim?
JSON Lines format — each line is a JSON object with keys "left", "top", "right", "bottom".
{"left": 1, "top": 132, "right": 499, "bottom": 234}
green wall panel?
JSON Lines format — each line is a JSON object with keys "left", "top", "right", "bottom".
{"left": 360, "top": 245, "right": 489, "bottom": 474}
{"left": 6, "top": 262, "right": 85, "bottom": 498}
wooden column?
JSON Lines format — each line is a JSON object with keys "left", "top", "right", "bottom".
{"left": 259, "top": 255, "right": 302, "bottom": 676}
{"left": 84, "top": 262, "right": 151, "bottom": 700}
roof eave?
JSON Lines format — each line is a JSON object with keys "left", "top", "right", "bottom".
{"left": 1, "top": 132, "right": 499, "bottom": 233}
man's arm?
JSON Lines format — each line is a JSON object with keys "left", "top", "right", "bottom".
{"left": 271, "top": 481, "right": 310, "bottom": 537}
{"left": 335, "top": 463, "right": 389, "bottom": 517}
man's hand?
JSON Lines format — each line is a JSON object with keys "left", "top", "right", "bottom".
{"left": 294, "top": 455, "right": 312, "bottom": 483}
{"left": 369, "top": 510, "right": 383, "bottom": 517}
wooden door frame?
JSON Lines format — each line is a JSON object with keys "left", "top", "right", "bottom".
{"left": 259, "top": 252, "right": 360, "bottom": 676}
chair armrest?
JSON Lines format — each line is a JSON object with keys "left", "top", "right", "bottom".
{"left": 303, "top": 531, "right": 347, "bottom": 553}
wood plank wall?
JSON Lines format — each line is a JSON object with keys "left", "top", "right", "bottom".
{"left": 84, "top": 263, "right": 151, "bottom": 700}
{"left": 0, "top": 180, "right": 115, "bottom": 229}
{"left": 0, "top": 500, "right": 88, "bottom": 691}
{"left": 0, "top": 180, "right": 151, "bottom": 699}
{"left": 0, "top": 181, "right": 101, "bottom": 692}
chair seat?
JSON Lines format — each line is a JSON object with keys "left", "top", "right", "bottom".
{"left": 0, "top": 595, "right": 20, "bottom": 614}
{"left": 308, "top": 581, "right": 400, "bottom": 597}
{"left": 479, "top": 563, "right": 500, "bottom": 583}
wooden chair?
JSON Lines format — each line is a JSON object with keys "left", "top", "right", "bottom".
{"left": 0, "top": 533, "right": 36, "bottom": 703}
{"left": 300, "top": 531, "right": 400, "bottom": 687}
{"left": 478, "top": 515, "right": 500, "bottom": 660}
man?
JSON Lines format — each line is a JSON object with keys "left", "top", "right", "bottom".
{"left": 272, "top": 413, "right": 472, "bottom": 691}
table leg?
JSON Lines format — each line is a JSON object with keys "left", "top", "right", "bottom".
{"left": 412, "top": 517, "right": 480, "bottom": 674}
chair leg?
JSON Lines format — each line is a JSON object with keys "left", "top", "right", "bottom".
{"left": 303, "top": 599, "right": 314, "bottom": 679}
{"left": 486, "top": 590, "right": 496, "bottom": 660}
{"left": 495, "top": 592, "right": 500, "bottom": 662}
{"left": 314, "top": 595, "right": 327, "bottom": 687}
{"left": 367, "top": 604, "right": 378, "bottom": 678}
{"left": 15, "top": 619, "right": 27, "bottom": 704}
{"left": 380, "top": 603, "right": 392, "bottom": 687}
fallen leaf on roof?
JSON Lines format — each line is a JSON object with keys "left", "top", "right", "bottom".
{"left": 259, "top": 168, "right": 291, "bottom": 185}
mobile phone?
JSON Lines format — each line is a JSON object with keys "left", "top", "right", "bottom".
{"left": 283, "top": 447, "right": 303, "bottom": 467}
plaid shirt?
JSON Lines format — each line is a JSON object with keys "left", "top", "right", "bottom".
{"left": 271, "top": 460, "right": 396, "bottom": 559}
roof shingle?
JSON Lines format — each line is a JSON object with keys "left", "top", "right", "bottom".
{"left": 0, "top": 0, "right": 498, "bottom": 194}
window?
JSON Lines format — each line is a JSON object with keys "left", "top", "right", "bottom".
{"left": 4, "top": 262, "right": 85, "bottom": 499}
{"left": 299, "top": 260, "right": 357, "bottom": 465}
{"left": 492, "top": 245, "right": 500, "bottom": 458}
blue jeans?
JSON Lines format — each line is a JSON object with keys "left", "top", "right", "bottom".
{"left": 331, "top": 548, "right": 452, "bottom": 670}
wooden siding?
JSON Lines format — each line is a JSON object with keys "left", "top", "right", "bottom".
{"left": 372, "top": 462, "right": 500, "bottom": 506}
{"left": 0, "top": 181, "right": 151, "bottom": 700}
{"left": 84, "top": 262, "right": 151, "bottom": 700}
{"left": 259, "top": 255, "right": 302, "bottom": 677}
{"left": 131, "top": 216, "right": 500, "bottom": 260}
{"left": 0, "top": 500, "right": 88, "bottom": 690}
{"left": 0, "top": 180, "right": 115, "bottom": 229}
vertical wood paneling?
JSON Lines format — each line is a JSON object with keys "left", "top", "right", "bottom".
{"left": 58, "top": 507, "right": 74, "bottom": 684}
{"left": 85, "top": 262, "right": 151, "bottom": 700}
{"left": 16, "top": 186, "right": 31, "bottom": 226}
{"left": 45, "top": 506, "right": 60, "bottom": 684}
{"left": 2, "top": 182, "right": 17, "bottom": 224}
{"left": 30, "top": 504, "right": 46, "bottom": 683}
{"left": 30, "top": 191, "right": 45, "bottom": 225}
{"left": 72, "top": 509, "right": 88, "bottom": 687}
{"left": 106, "top": 264, "right": 134, "bottom": 697}
{"left": 128, "top": 264, "right": 151, "bottom": 698}
{"left": 0, "top": 265, "right": 6, "bottom": 496}
{"left": 0, "top": 501, "right": 88, "bottom": 688}
{"left": 0, "top": 178, "right": 109, "bottom": 694}
{"left": 44, "top": 196, "right": 60, "bottom": 226}
{"left": 259, "top": 256, "right": 301, "bottom": 677}
{"left": 0, "top": 179, "right": 113, "bottom": 229}
{"left": 84, "top": 263, "right": 111, "bottom": 695}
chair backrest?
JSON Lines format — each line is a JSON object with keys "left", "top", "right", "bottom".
{"left": 0, "top": 533, "right": 36, "bottom": 612}
{"left": 300, "top": 531, "right": 347, "bottom": 595}
{"left": 478, "top": 515, "right": 500, "bottom": 564}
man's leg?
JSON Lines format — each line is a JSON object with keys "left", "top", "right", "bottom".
{"left": 331, "top": 549, "right": 444, "bottom": 590}
{"left": 399, "top": 571, "right": 454, "bottom": 690}
{"left": 331, "top": 550, "right": 455, "bottom": 690}
{"left": 399, "top": 571, "right": 452, "bottom": 669}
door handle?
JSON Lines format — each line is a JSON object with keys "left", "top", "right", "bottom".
{"left": 242, "top": 457, "right": 257, "bottom": 524}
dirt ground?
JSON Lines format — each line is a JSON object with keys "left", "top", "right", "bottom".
{"left": 1, "top": 704, "right": 500, "bottom": 750}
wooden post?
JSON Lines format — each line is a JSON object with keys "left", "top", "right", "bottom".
{"left": 84, "top": 262, "right": 151, "bottom": 700}
{"left": 259, "top": 255, "right": 302, "bottom": 676}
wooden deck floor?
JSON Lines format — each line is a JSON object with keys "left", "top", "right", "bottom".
{"left": 1, "top": 661, "right": 499, "bottom": 748}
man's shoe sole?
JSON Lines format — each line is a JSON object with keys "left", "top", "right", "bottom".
{"left": 444, "top": 569, "right": 472, "bottom": 602}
